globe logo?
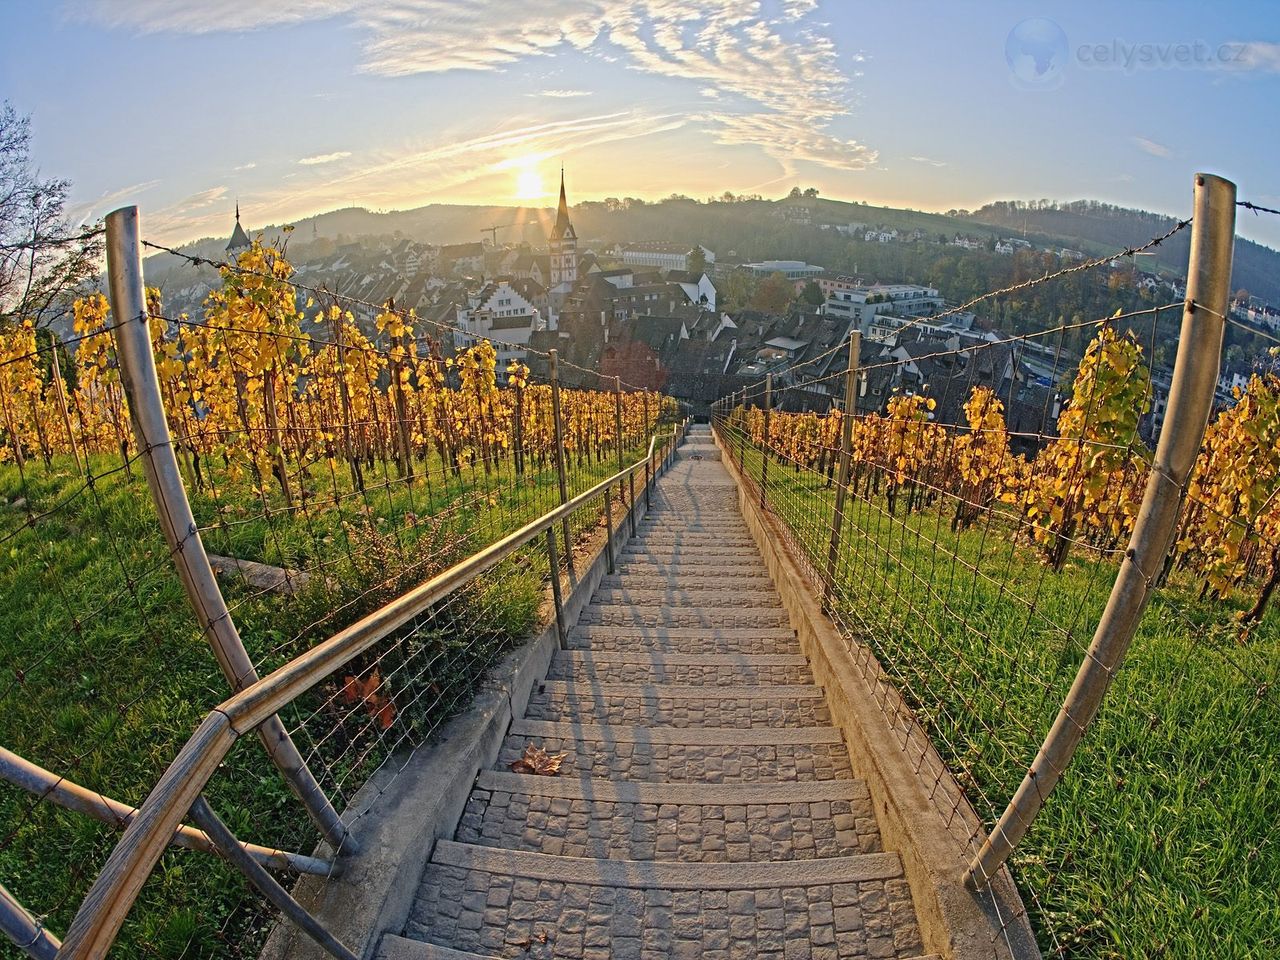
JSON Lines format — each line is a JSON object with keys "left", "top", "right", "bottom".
{"left": 1005, "top": 18, "right": 1068, "bottom": 89}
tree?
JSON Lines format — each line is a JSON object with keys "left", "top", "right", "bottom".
{"left": 799, "top": 280, "right": 826, "bottom": 306}
{"left": 751, "top": 271, "right": 793, "bottom": 313}
{"left": 687, "top": 245, "right": 707, "bottom": 277}
{"left": 720, "top": 270, "right": 758, "bottom": 312}
{"left": 1, "top": 102, "right": 102, "bottom": 327}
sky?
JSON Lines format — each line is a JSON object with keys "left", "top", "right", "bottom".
{"left": 2, "top": 1, "right": 1279, "bottom": 249}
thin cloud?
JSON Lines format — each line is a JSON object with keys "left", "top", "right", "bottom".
{"left": 1221, "top": 41, "right": 1280, "bottom": 73}
{"left": 234, "top": 162, "right": 258, "bottom": 171}
{"left": 1132, "top": 136, "right": 1170, "bottom": 158}
{"left": 72, "top": 1, "right": 877, "bottom": 178}
{"left": 909, "top": 155, "right": 947, "bottom": 168}
{"left": 298, "top": 151, "right": 352, "bottom": 166}
{"left": 535, "top": 88, "right": 592, "bottom": 98}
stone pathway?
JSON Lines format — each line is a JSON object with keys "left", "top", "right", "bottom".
{"left": 380, "top": 426, "right": 937, "bottom": 960}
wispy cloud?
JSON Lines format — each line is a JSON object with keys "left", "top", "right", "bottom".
{"left": 534, "top": 88, "right": 592, "bottom": 98}
{"left": 909, "top": 155, "right": 947, "bottom": 168}
{"left": 70, "top": 0, "right": 876, "bottom": 177}
{"left": 1220, "top": 41, "right": 1280, "bottom": 73}
{"left": 234, "top": 162, "right": 257, "bottom": 171}
{"left": 298, "top": 151, "right": 352, "bottom": 166}
{"left": 66, "top": 179, "right": 161, "bottom": 224}
{"left": 1132, "top": 136, "right": 1170, "bottom": 158}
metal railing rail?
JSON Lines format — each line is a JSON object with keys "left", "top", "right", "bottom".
{"left": 0, "top": 747, "right": 333, "bottom": 877}
{"left": 54, "top": 421, "right": 687, "bottom": 959}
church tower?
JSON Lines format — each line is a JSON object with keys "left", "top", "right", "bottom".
{"left": 226, "top": 202, "right": 250, "bottom": 255}
{"left": 548, "top": 168, "right": 577, "bottom": 291}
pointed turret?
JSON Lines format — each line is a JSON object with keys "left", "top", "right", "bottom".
{"left": 226, "top": 202, "right": 250, "bottom": 253}
{"left": 549, "top": 167, "right": 576, "bottom": 242}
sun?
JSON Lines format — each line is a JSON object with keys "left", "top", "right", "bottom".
{"left": 513, "top": 162, "right": 545, "bottom": 201}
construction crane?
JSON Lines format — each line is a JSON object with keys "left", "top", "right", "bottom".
{"left": 481, "top": 220, "right": 534, "bottom": 245}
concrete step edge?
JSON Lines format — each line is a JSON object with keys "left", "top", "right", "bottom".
{"left": 377, "top": 936, "right": 492, "bottom": 960}
{"left": 431, "top": 840, "right": 903, "bottom": 890}
{"left": 535, "top": 680, "right": 822, "bottom": 700}
{"left": 570, "top": 626, "right": 796, "bottom": 639}
{"left": 475, "top": 770, "right": 869, "bottom": 804}
{"left": 508, "top": 719, "right": 842, "bottom": 745}
{"left": 552, "top": 651, "right": 807, "bottom": 667}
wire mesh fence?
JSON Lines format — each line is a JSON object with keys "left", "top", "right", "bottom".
{"left": 0, "top": 217, "right": 678, "bottom": 958}
{"left": 711, "top": 202, "right": 1278, "bottom": 956}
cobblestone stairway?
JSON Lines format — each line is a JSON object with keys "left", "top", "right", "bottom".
{"left": 380, "top": 425, "right": 936, "bottom": 960}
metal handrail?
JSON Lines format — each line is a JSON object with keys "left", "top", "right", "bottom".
{"left": 56, "top": 421, "right": 686, "bottom": 959}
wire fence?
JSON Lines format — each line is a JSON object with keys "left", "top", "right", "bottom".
{"left": 0, "top": 218, "right": 679, "bottom": 958}
{"left": 712, "top": 190, "right": 1277, "bottom": 958}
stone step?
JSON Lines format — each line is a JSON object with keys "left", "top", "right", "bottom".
{"left": 546, "top": 651, "right": 810, "bottom": 686}
{"left": 617, "top": 553, "right": 768, "bottom": 568}
{"left": 381, "top": 938, "right": 942, "bottom": 960}
{"left": 407, "top": 843, "right": 923, "bottom": 959}
{"left": 578, "top": 604, "right": 790, "bottom": 629}
{"left": 457, "top": 772, "right": 881, "bottom": 863}
{"left": 524, "top": 682, "right": 831, "bottom": 728}
{"left": 500, "top": 721, "right": 853, "bottom": 783}
{"left": 598, "top": 573, "right": 774, "bottom": 591}
{"left": 631, "top": 536, "right": 756, "bottom": 547}
{"left": 568, "top": 625, "right": 799, "bottom": 655}
{"left": 587, "top": 589, "right": 782, "bottom": 609}
{"left": 618, "top": 552, "right": 765, "bottom": 566}
{"left": 377, "top": 935, "right": 489, "bottom": 960}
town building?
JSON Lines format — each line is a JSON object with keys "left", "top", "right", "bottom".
{"left": 621, "top": 242, "right": 715, "bottom": 273}
{"left": 742, "top": 260, "right": 824, "bottom": 280}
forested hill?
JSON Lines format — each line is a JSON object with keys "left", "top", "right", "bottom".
{"left": 174, "top": 192, "right": 1280, "bottom": 305}
{"left": 964, "top": 200, "right": 1280, "bottom": 303}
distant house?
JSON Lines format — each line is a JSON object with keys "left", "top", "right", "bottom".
{"left": 454, "top": 279, "right": 547, "bottom": 374}
{"left": 742, "top": 260, "right": 823, "bottom": 280}
{"left": 439, "top": 241, "right": 485, "bottom": 276}
{"left": 621, "top": 242, "right": 715, "bottom": 272}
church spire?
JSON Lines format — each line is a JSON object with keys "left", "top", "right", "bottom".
{"left": 550, "top": 166, "right": 574, "bottom": 242}
{"left": 226, "top": 201, "right": 250, "bottom": 253}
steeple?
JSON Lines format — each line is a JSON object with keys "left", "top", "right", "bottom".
{"left": 549, "top": 166, "right": 575, "bottom": 242}
{"left": 226, "top": 201, "right": 250, "bottom": 253}
{"left": 547, "top": 165, "right": 578, "bottom": 295}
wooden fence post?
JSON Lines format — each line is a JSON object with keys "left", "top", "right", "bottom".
{"left": 103, "top": 206, "right": 356, "bottom": 856}
{"left": 966, "top": 173, "right": 1238, "bottom": 888}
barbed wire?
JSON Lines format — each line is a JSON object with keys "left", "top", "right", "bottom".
{"left": 1237, "top": 199, "right": 1280, "bottom": 217}
{"left": 737, "top": 218, "right": 1193, "bottom": 393}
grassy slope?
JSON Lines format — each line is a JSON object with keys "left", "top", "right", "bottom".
{"left": 0, "top": 439, "right": 651, "bottom": 958}
{"left": 731, "top": 440, "right": 1278, "bottom": 959}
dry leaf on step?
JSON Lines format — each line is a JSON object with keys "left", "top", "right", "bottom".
{"left": 510, "top": 743, "right": 567, "bottom": 776}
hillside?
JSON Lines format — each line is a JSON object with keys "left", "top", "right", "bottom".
{"left": 150, "top": 193, "right": 1280, "bottom": 313}
{"left": 964, "top": 199, "right": 1280, "bottom": 303}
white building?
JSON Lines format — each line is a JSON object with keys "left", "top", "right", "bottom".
{"left": 454, "top": 280, "right": 548, "bottom": 375}
{"left": 621, "top": 242, "right": 716, "bottom": 272}
{"left": 743, "top": 260, "right": 824, "bottom": 280}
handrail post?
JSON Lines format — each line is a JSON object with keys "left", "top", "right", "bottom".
{"left": 760, "top": 374, "right": 772, "bottom": 508}
{"left": 602, "top": 484, "right": 615, "bottom": 575}
{"left": 966, "top": 173, "right": 1237, "bottom": 889}
{"left": 738, "top": 389, "right": 748, "bottom": 474}
{"left": 825, "top": 332, "right": 860, "bottom": 605}
{"left": 546, "top": 526, "right": 567, "bottom": 647}
{"left": 102, "top": 207, "right": 355, "bottom": 856}
{"left": 614, "top": 377, "right": 635, "bottom": 537}
{"left": 548, "top": 350, "right": 573, "bottom": 572}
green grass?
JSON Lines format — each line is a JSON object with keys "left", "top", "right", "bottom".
{"left": 0, "top": 435, "right": 657, "bottom": 958}
{"left": 732, "top": 439, "right": 1279, "bottom": 959}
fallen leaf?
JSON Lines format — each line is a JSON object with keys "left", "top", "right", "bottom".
{"left": 510, "top": 743, "right": 567, "bottom": 776}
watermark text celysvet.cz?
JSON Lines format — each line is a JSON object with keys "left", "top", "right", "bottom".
{"left": 1077, "top": 39, "right": 1249, "bottom": 70}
